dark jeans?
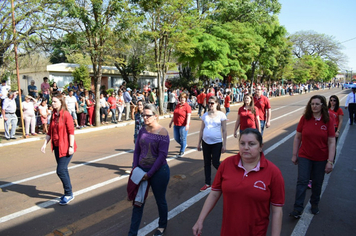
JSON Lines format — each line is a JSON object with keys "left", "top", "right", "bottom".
{"left": 202, "top": 140, "right": 222, "bottom": 185}
{"left": 173, "top": 125, "right": 188, "bottom": 153}
{"left": 100, "top": 107, "right": 108, "bottom": 122}
{"left": 54, "top": 146, "right": 73, "bottom": 196}
{"left": 128, "top": 164, "right": 170, "bottom": 236}
{"left": 78, "top": 112, "right": 86, "bottom": 127}
{"left": 293, "top": 157, "right": 326, "bottom": 212}
{"left": 198, "top": 104, "right": 206, "bottom": 117}
{"left": 348, "top": 103, "right": 356, "bottom": 124}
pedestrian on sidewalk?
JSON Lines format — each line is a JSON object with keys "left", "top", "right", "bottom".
{"left": 224, "top": 91, "right": 231, "bottom": 118}
{"left": 290, "top": 95, "right": 335, "bottom": 218}
{"left": 86, "top": 93, "right": 95, "bottom": 126}
{"left": 41, "top": 93, "right": 77, "bottom": 205}
{"left": 128, "top": 104, "right": 170, "bottom": 236}
{"left": 169, "top": 92, "right": 191, "bottom": 158}
{"left": 2, "top": 91, "right": 18, "bottom": 140}
{"left": 133, "top": 100, "right": 145, "bottom": 144}
{"left": 193, "top": 128, "right": 284, "bottom": 236}
{"left": 22, "top": 95, "right": 37, "bottom": 137}
{"left": 197, "top": 96, "right": 227, "bottom": 192}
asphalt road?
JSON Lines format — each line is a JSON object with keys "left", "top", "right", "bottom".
{"left": 1, "top": 87, "right": 355, "bottom": 236}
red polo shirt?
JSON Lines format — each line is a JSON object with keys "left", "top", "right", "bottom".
{"left": 212, "top": 153, "right": 285, "bottom": 236}
{"left": 238, "top": 106, "right": 260, "bottom": 130}
{"left": 206, "top": 92, "right": 214, "bottom": 103}
{"left": 197, "top": 93, "right": 206, "bottom": 105}
{"left": 297, "top": 115, "right": 335, "bottom": 161}
{"left": 224, "top": 95, "right": 230, "bottom": 108}
{"left": 253, "top": 95, "right": 270, "bottom": 121}
{"left": 328, "top": 108, "right": 344, "bottom": 128}
{"left": 173, "top": 102, "right": 191, "bottom": 126}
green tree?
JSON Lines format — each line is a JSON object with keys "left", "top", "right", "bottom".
{"left": 54, "top": 0, "right": 128, "bottom": 126}
{"left": 134, "top": 0, "right": 197, "bottom": 114}
{"left": 72, "top": 64, "right": 91, "bottom": 90}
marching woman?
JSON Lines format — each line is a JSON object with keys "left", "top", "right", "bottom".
{"left": 169, "top": 92, "right": 191, "bottom": 157}
{"left": 328, "top": 95, "right": 344, "bottom": 148}
{"left": 290, "top": 95, "right": 335, "bottom": 218}
{"left": 197, "top": 96, "right": 227, "bottom": 192}
{"left": 128, "top": 104, "right": 170, "bottom": 236}
{"left": 233, "top": 93, "right": 261, "bottom": 138}
{"left": 41, "top": 93, "right": 77, "bottom": 205}
{"left": 193, "top": 128, "right": 284, "bottom": 236}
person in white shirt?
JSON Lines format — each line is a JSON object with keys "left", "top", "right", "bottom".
{"left": 345, "top": 87, "right": 356, "bottom": 125}
{"left": 66, "top": 90, "right": 79, "bottom": 128}
{"left": 2, "top": 91, "right": 18, "bottom": 140}
{"left": 197, "top": 95, "right": 227, "bottom": 192}
{"left": 0, "top": 79, "right": 11, "bottom": 112}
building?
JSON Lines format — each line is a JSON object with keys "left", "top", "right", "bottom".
{"left": 17, "top": 63, "right": 157, "bottom": 95}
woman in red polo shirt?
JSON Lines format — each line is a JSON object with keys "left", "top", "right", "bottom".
{"left": 328, "top": 95, "right": 343, "bottom": 145}
{"left": 193, "top": 128, "right": 284, "bottom": 236}
{"left": 169, "top": 92, "right": 191, "bottom": 158}
{"left": 290, "top": 95, "right": 335, "bottom": 218}
{"left": 41, "top": 94, "right": 77, "bottom": 206}
{"left": 233, "top": 93, "right": 261, "bottom": 138}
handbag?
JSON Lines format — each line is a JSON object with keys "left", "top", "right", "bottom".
{"left": 77, "top": 106, "right": 84, "bottom": 114}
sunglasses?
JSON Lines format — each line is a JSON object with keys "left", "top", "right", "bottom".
{"left": 143, "top": 114, "right": 154, "bottom": 118}
{"left": 330, "top": 99, "right": 336, "bottom": 102}
{"left": 208, "top": 102, "right": 215, "bottom": 105}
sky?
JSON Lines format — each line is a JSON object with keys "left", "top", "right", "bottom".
{"left": 278, "top": 0, "right": 356, "bottom": 73}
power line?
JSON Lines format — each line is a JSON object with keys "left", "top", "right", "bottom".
{"left": 341, "top": 37, "right": 356, "bottom": 44}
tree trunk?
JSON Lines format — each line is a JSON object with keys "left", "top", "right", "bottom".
{"left": 94, "top": 60, "right": 102, "bottom": 126}
{"left": 250, "top": 62, "right": 257, "bottom": 93}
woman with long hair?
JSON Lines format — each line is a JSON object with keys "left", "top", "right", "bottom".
{"left": 197, "top": 96, "right": 227, "bottom": 191}
{"left": 22, "top": 95, "right": 37, "bottom": 137}
{"left": 128, "top": 104, "right": 170, "bottom": 236}
{"left": 233, "top": 93, "right": 261, "bottom": 138}
{"left": 41, "top": 93, "right": 77, "bottom": 205}
{"left": 116, "top": 90, "right": 125, "bottom": 122}
{"left": 328, "top": 95, "right": 343, "bottom": 145}
{"left": 290, "top": 95, "right": 335, "bottom": 218}
{"left": 169, "top": 92, "right": 191, "bottom": 157}
{"left": 38, "top": 99, "right": 50, "bottom": 134}
{"left": 133, "top": 100, "right": 145, "bottom": 143}
{"left": 86, "top": 93, "right": 95, "bottom": 126}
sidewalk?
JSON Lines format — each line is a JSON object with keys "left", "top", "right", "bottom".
{"left": 0, "top": 88, "right": 326, "bottom": 147}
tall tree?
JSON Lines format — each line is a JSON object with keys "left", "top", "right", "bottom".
{"left": 53, "top": 0, "right": 128, "bottom": 126}
{"left": 134, "top": 0, "right": 197, "bottom": 114}
{"left": 0, "top": 0, "right": 49, "bottom": 78}
{"left": 289, "top": 30, "right": 345, "bottom": 66}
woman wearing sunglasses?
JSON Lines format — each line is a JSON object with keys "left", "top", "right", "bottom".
{"left": 128, "top": 104, "right": 170, "bottom": 236}
{"left": 328, "top": 95, "right": 343, "bottom": 159}
{"left": 197, "top": 96, "right": 227, "bottom": 191}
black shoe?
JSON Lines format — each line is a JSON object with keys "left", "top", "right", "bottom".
{"left": 311, "top": 205, "right": 319, "bottom": 215}
{"left": 289, "top": 209, "right": 302, "bottom": 219}
{"left": 10, "top": 137, "right": 17, "bottom": 139}
{"left": 153, "top": 228, "right": 165, "bottom": 236}
{"left": 177, "top": 152, "right": 184, "bottom": 158}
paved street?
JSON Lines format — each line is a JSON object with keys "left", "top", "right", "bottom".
{"left": 1, "top": 87, "right": 355, "bottom": 236}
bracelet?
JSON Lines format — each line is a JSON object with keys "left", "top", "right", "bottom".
{"left": 327, "top": 160, "right": 334, "bottom": 165}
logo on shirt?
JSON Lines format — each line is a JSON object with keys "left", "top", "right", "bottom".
{"left": 253, "top": 180, "right": 266, "bottom": 191}
{"left": 321, "top": 125, "right": 327, "bottom": 130}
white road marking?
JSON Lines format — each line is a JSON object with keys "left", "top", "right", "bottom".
{"left": 0, "top": 91, "right": 346, "bottom": 229}
{"left": 0, "top": 175, "right": 128, "bottom": 224}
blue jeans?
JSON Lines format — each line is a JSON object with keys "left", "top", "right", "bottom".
{"left": 128, "top": 164, "right": 170, "bottom": 236}
{"left": 225, "top": 107, "right": 230, "bottom": 117}
{"left": 43, "top": 94, "right": 50, "bottom": 103}
{"left": 54, "top": 147, "right": 73, "bottom": 196}
{"left": 173, "top": 125, "right": 188, "bottom": 153}
{"left": 110, "top": 108, "right": 117, "bottom": 122}
{"left": 293, "top": 157, "right": 326, "bottom": 212}
{"left": 260, "top": 120, "right": 266, "bottom": 135}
